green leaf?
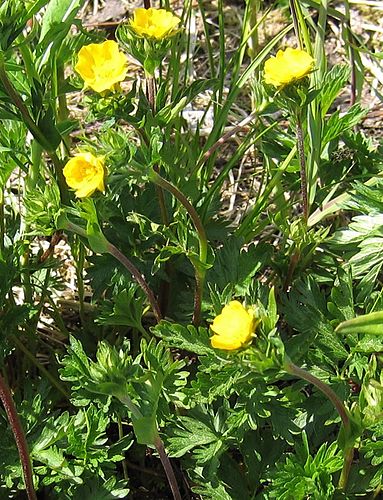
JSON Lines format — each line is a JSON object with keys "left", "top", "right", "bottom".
{"left": 37, "top": 107, "right": 62, "bottom": 150}
{"left": 153, "top": 321, "right": 215, "bottom": 356}
{"left": 336, "top": 311, "right": 383, "bottom": 335}
{"left": 40, "top": 0, "right": 81, "bottom": 40}
{"left": 327, "top": 267, "right": 354, "bottom": 322}
{"left": 320, "top": 65, "right": 351, "bottom": 117}
{"left": 167, "top": 416, "right": 218, "bottom": 458}
{"left": 322, "top": 104, "right": 368, "bottom": 145}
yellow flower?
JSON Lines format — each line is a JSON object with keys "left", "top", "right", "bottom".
{"left": 210, "top": 301, "right": 259, "bottom": 351}
{"left": 63, "top": 153, "right": 105, "bottom": 198}
{"left": 75, "top": 40, "right": 128, "bottom": 93}
{"left": 130, "top": 8, "right": 180, "bottom": 40}
{"left": 264, "top": 48, "right": 314, "bottom": 88}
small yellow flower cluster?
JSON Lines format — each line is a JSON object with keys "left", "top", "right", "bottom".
{"left": 264, "top": 48, "right": 314, "bottom": 88}
{"left": 65, "top": 8, "right": 180, "bottom": 199}
{"left": 210, "top": 301, "right": 259, "bottom": 351}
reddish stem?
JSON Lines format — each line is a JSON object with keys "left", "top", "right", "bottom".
{"left": 0, "top": 374, "right": 36, "bottom": 500}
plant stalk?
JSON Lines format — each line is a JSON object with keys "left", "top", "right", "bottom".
{"left": 0, "top": 374, "right": 36, "bottom": 500}
{"left": 64, "top": 221, "right": 162, "bottom": 323}
{"left": 338, "top": 446, "right": 354, "bottom": 491}
{"left": 284, "top": 360, "right": 350, "bottom": 430}
{"left": 284, "top": 360, "right": 355, "bottom": 491}
{"left": 118, "top": 394, "right": 181, "bottom": 499}
{"left": 296, "top": 111, "right": 309, "bottom": 222}
{"left": 154, "top": 436, "right": 182, "bottom": 500}
{"left": 149, "top": 171, "right": 208, "bottom": 325}
{"left": 107, "top": 242, "right": 162, "bottom": 323}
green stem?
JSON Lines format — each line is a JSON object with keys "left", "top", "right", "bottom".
{"left": 289, "top": 0, "right": 304, "bottom": 49}
{"left": 296, "top": 110, "right": 309, "bottom": 222}
{"left": 118, "top": 394, "right": 181, "bottom": 500}
{"left": 64, "top": 222, "right": 162, "bottom": 323}
{"left": 338, "top": 446, "right": 354, "bottom": 491}
{"left": 0, "top": 373, "right": 36, "bottom": 500}
{"left": 117, "top": 415, "right": 129, "bottom": 481}
{"left": 343, "top": 0, "right": 356, "bottom": 106}
{"left": 284, "top": 360, "right": 350, "bottom": 431}
{"left": 144, "top": 69, "right": 172, "bottom": 315}
{"left": 149, "top": 171, "right": 208, "bottom": 325}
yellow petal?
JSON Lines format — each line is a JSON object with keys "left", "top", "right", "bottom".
{"left": 264, "top": 47, "right": 314, "bottom": 88}
{"left": 210, "top": 300, "right": 258, "bottom": 351}
{"left": 75, "top": 40, "right": 128, "bottom": 93}
{"left": 130, "top": 7, "right": 180, "bottom": 40}
{"left": 211, "top": 334, "right": 242, "bottom": 351}
{"left": 63, "top": 153, "right": 106, "bottom": 198}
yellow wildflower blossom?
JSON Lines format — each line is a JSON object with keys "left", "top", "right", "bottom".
{"left": 63, "top": 153, "right": 105, "bottom": 198}
{"left": 130, "top": 8, "right": 180, "bottom": 40}
{"left": 264, "top": 48, "right": 314, "bottom": 88}
{"left": 75, "top": 40, "right": 128, "bottom": 93}
{"left": 210, "top": 301, "right": 259, "bottom": 351}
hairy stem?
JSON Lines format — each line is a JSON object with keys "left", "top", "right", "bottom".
{"left": 149, "top": 171, "right": 208, "bottom": 325}
{"left": 338, "top": 446, "right": 354, "bottom": 491}
{"left": 0, "top": 374, "right": 36, "bottom": 500}
{"left": 296, "top": 112, "right": 309, "bottom": 222}
{"left": 284, "top": 360, "right": 350, "bottom": 430}
{"left": 107, "top": 242, "right": 162, "bottom": 323}
{"left": 64, "top": 222, "right": 162, "bottom": 323}
{"left": 154, "top": 436, "right": 182, "bottom": 500}
{"left": 118, "top": 394, "right": 181, "bottom": 499}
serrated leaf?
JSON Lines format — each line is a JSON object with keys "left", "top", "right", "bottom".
{"left": 167, "top": 416, "right": 218, "bottom": 458}
{"left": 322, "top": 105, "right": 368, "bottom": 145}
{"left": 153, "top": 321, "right": 215, "bottom": 356}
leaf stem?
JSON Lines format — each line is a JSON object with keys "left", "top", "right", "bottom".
{"left": 118, "top": 394, "right": 181, "bottom": 499}
{"left": 0, "top": 373, "right": 36, "bottom": 500}
{"left": 338, "top": 446, "right": 354, "bottom": 491}
{"left": 107, "top": 242, "right": 162, "bottom": 323}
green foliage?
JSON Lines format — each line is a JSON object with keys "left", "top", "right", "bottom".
{"left": 0, "top": 0, "right": 382, "bottom": 497}
{"left": 267, "top": 433, "right": 342, "bottom": 499}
